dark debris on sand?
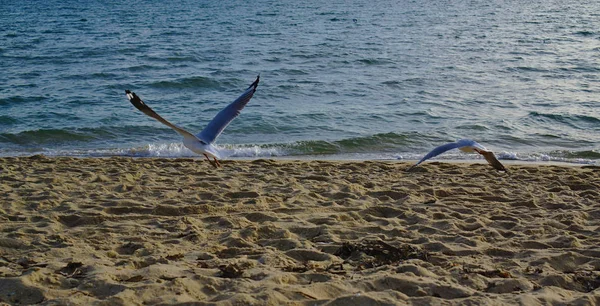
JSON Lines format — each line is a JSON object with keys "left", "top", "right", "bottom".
{"left": 334, "top": 239, "right": 429, "bottom": 269}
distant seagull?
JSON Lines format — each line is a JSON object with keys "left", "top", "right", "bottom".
{"left": 408, "top": 139, "right": 507, "bottom": 172}
{"left": 125, "top": 76, "right": 259, "bottom": 168}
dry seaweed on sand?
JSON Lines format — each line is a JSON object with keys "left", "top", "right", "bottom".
{"left": 334, "top": 239, "right": 429, "bottom": 269}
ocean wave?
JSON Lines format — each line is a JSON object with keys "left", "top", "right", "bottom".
{"left": 2, "top": 122, "right": 598, "bottom": 165}
{"left": 22, "top": 143, "right": 598, "bottom": 165}
{"left": 0, "top": 116, "right": 19, "bottom": 125}
{"left": 506, "top": 66, "right": 551, "bottom": 73}
{"left": 148, "top": 76, "right": 223, "bottom": 90}
{"left": 528, "top": 111, "right": 600, "bottom": 129}
{"left": 124, "top": 64, "right": 166, "bottom": 72}
{"left": 0, "top": 95, "right": 46, "bottom": 106}
{"left": 0, "top": 125, "right": 173, "bottom": 147}
{"left": 551, "top": 149, "right": 600, "bottom": 160}
{"left": 573, "top": 30, "right": 595, "bottom": 37}
{"left": 130, "top": 133, "right": 421, "bottom": 157}
{"left": 356, "top": 58, "right": 395, "bottom": 66}
{"left": 164, "top": 55, "right": 200, "bottom": 62}
{"left": 17, "top": 133, "right": 413, "bottom": 158}
{"left": 60, "top": 72, "right": 119, "bottom": 81}
{"left": 0, "top": 129, "right": 94, "bottom": 145}
{"left": 37, "top": 143, "right": 287, "bottom": 159}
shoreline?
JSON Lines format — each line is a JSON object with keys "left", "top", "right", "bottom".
{"left": 1, "top": 154, "right": 597, "bottom": 167}
{"left": 1, "top": 156, "right": 599, "bottom": 305}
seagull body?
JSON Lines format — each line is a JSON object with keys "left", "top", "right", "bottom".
{"left": 125, "top": 76, "right": 259, "bottom": 167}
{"left": 408, "top": 139, "right": 507, "bottom": 172}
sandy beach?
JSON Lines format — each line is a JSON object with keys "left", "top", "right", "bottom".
{"left": 0, "top": 156, "right": 599, "bottom": 305}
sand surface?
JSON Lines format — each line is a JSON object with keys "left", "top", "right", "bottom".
{"left": 0, "top": 156, "right": 599, "bottom": 305}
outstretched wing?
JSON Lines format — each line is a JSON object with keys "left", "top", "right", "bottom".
{"left": 477, "top": 150, "right": 508, "bottom": 172}
{"left": 196, "top": 76, "right": 260, "bottom": 144}
{"left": 408, "top": 141, "right": 463, "bottom": 171}
{"left": 125, "top": 90, "right": 201, "bottom": 142}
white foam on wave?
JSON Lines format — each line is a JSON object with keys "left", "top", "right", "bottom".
{"left": 217, "top": 144, "right": 287, "bottom": 158}
{"left": 25, "top": 142, "right": 287, "bottom": 158}
{"left": 12, "top": 143, "right": 598, "bottom": 165}
{"left": 122, "top": 143, "right": 288, "bottom": 158}
{"left": 395, "top": 150, "right": 597, "bottom": 165}
{"left": 517, "top": 153, "right": 596, "bottom": 164}
{"left": 497, "top": 151, "right": 519, "bottom": 160}
{"left": 134, "top": 143, "right": 195, "bottom": 157}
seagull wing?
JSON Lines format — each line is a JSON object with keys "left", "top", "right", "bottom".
{"left": 125, "top": 90, "right": 201, "bottom": 142}
{"left": 477, "top": 150, "right": 508, "bottom": 172}
{"left": 463, "top": 139, "right": 487, "bottom": 151}
{"left": 196, "top": 76, "right": 260, "bottom": 144}
{"left": 468, "top": 140, "right": 508, "bottom": 172}
{"left": 408, "top": 141, "right": 463, "bottom": 170}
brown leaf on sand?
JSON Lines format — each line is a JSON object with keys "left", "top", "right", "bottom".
{"left": 281, "top": 264, "right": 310, "bottom": 273}
{"left": 463, "top": 267, "right": 513, "bottom": 278}
{"left": 55, "top": 262, "right": 86, "bottom": 278}
{"left": 326, "top": 262, "right": 347, "bottom": 275}
{"left": 123, "top": 275, "right": 145, "bottom": 282}
{"left": 159, "top": 275, "right": 184, "bottom": 281}
{"left": 165, "top": 253, "right": 185, "bottom": 261}
{"left": 219, "top": 263, "right": 245, "bottom": 278}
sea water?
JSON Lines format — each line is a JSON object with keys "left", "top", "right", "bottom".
{"left": 1, "top": 0, "right": 599, "bottom": 163}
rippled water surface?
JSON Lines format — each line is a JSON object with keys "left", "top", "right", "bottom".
{"left": 1, "top": 0, "right": 599, "bottom": 163}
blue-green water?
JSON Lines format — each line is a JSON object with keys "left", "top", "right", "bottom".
{"left": 1, "top": 0, "right": 599, "bottom": 163}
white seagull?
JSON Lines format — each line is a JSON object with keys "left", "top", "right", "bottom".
{"left": 408, "top": 139, "right": 507, "bottom": 172}
{"left": 125, "top": 75, "right": 259, "bottom": 168}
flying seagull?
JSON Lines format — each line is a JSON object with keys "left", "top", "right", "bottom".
{"left": 125, "top": 75, "right": 260, "bottom": 168}
{"left": 407, "top": 139, "right": 507, "bottom": 172}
